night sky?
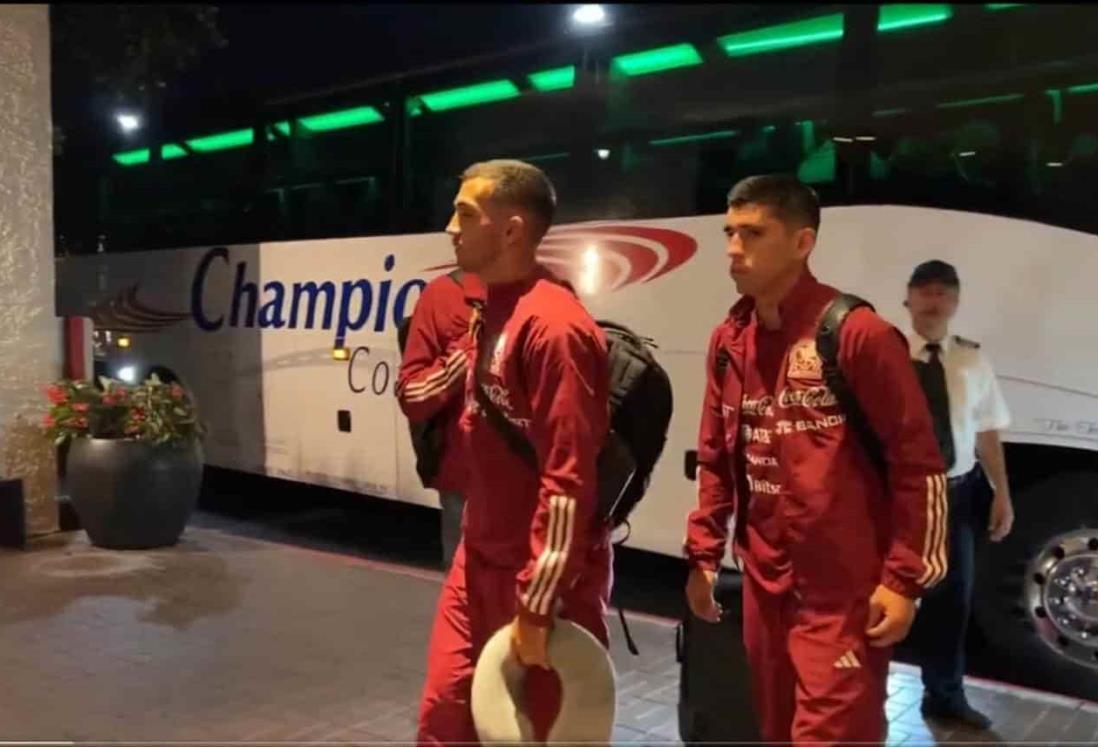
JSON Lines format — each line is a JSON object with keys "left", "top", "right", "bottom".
{"left": 52, "top": 3, "right": 701, "bottom": 142}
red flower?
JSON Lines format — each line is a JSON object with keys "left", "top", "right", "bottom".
{"left": 42, "top": 414, "right": 55, "bottom": 428}
{"left": 46, "top": 385, "right": 67, "bottom": 405}
{"left": 74, "top": 417, "right": 88, "bottom": 429}
{"left": 73, "top": 403, "right": 90, "bottom": 413}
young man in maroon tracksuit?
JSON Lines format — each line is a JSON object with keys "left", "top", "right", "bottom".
{"left": 396, "top": 269, "right": 484, "bottom": 570}
{"left": 684, "top": 175, "right": 948, "bottom": 745}
{"left": 417, "top": 160, "right": 612, "bottom": 745}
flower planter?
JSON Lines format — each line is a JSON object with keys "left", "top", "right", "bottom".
{"left": 67, "top": 438, "right": 203, "bottom": 549}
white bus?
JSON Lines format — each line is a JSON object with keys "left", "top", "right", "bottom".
{"left": 54, "top": 4, "right": 1098, "bottom": 697}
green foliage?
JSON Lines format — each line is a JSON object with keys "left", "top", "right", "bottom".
{"left": 42, "top": 375, "right": 205, "bottom": 446}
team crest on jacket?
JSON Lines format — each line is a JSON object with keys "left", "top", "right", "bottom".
{"left": 787, "top": 339, "right": 823, "bottom": 380}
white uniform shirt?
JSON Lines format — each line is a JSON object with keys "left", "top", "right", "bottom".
{"left": 907, "top": 332, "right": 1011, "bottom": 478}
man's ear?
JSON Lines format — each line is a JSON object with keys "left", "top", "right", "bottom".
{"left": 795, "top": 226, "right": 817, "bottom": 260}
{"left": 505, "top": 213, "right": 526, "bottom": 243}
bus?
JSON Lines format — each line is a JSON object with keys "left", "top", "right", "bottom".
{"left": 54, "top": 4, "right": 1098, "bottom": 698}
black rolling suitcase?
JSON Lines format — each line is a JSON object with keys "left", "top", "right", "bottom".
{"left": 677, "top": 568, "right": 761, "bottom": 745}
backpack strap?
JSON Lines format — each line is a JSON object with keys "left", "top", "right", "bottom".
{"left": 473, "top": 381, "right": 538, "bottom": 469}
{"left": 472, "top": 317, "right": 538, "bottom": 470}
{"left": 816, "top": 293, "right": 887, "bottom": 480}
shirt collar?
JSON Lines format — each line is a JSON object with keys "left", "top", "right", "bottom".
{"left": 909, "top": 329, "right": 953, "bottom": 359}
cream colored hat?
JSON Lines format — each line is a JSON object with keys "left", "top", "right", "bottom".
{"left": 471, "top": 619, "right": 616, "bottom": 745}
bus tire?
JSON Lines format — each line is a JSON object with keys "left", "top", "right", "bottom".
{"left": 972, "top": 470, "right": 1098, "bottom": 700}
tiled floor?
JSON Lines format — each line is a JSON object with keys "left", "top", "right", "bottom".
{"left": 2, "top": 515, "right": 1097, "bottom": 745}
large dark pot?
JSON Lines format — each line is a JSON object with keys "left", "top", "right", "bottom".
{"left": 67, "top": 438, "right": 204, "bottom": 549}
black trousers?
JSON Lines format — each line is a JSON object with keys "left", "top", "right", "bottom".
{"left": 911, "top": 468, "right": 987, "bottom": 705}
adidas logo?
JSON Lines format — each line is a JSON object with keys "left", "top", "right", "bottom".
{"left": 834, "top": 650, "right": 862, "bottom": 669}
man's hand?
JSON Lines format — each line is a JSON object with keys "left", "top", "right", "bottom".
{"left": 685, "top": 566, "right": 721, "bottom": 623}
{"left": 866, "top": 584, "right": 917, "bottom": 648}
{"left": 510, "top": 615, "right": 551, "bottom": 669}
{"left": 989, "top": 491, "right": 1014, "bottom": 542}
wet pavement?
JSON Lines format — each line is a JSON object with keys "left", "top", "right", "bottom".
{"left": 3, "top": 504, "right": 1098, "bottom": 745}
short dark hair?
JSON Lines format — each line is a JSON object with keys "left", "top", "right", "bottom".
{"left": 908, "top": 259, "right": 960, "bottom": 289}
{"left": 460, "top": 159, "right": 557, "bottom": 241}
{"left": 727, "top": 174, "right": 820, "bottom": 232}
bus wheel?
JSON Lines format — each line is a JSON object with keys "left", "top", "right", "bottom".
{"left": 972, "top": 471, "right": 1098, "bottom": 700}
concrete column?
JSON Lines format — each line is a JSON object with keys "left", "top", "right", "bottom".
{"left": 0, "top": 4, "right": 60, "bottom": 536}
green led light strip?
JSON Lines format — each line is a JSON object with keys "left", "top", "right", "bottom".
{"left": 522, "top": 152, "right": 571, "bottom": 163}
{"left": 185, "top": 128, "right": 254, "bottom": 152}
{"left": 161, "top": 144, "right": 188, "bottom": 160}
{"left": 877, "top": 4, "right": 953, "bottom": 33}
{"left": 417, "top": 80, "right": 520, "bottom": 112}
{"left": 612, "top": 43, "right": 702, "bottom": 76}
{"left": 718, "top": 14, "right": 844, "bottom": 57}
{"left": 650, "top": 129, "right": 739, "bottom": 147}
{"left": 937, "top": 93, "right": 1023, "bottom": 109}
{"left": 298, "top": 105, "right": 383, "bottom": 132}
{"left": 528, "top": 66, "right": 575, "bottom": 92}
{"left": 112, "top": 149, "right": 149, "bottom": 166}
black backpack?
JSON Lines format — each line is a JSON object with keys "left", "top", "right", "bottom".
{"left": 472, "top": 317, "right": 674, "bottom": 658}
{"left": 473, "top": 319, "right": 674, "bottom": 534}
{"left": 815, "top": 293, "right": 888, "bottom": 479}
{"left": 395, "top": 270, "right": 464, "bottom": 489}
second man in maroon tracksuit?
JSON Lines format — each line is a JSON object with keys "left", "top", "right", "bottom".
{"left": 684, "top": 175, "right": 948, "bottom": 745}
{"left": 417, "top": 160, "right": 611, "bottom": 745}
{"left": 396, "top": 269, "right": 484, "bottom": 570}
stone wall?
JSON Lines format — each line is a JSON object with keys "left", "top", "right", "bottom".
{"left": 0, "top": 4, "right": 59, "bottom": 536}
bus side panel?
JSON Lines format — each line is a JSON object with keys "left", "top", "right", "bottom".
{"left": 54, "top": 206, "right": 1098, "bottom": 561}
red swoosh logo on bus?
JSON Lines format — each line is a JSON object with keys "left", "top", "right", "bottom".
{"left": 426, "top": 225, "right": 697, "bottom": 295}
